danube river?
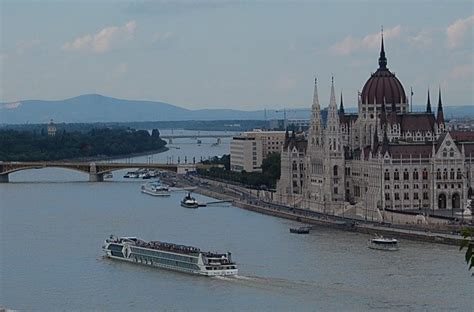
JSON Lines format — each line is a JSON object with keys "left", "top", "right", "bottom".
{"left": 0, "top": 132, "right": 472, "bottom": 311}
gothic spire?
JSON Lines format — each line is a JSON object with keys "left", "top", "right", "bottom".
{"left": 339, "top": 92, "right": 345, "bottom": 114}
{"left": 426, "top": 88, "right": 432, "bottom": 113}
{"left": 312, "top": 77, "right": 320, "bottom": 108}
{"left": 378, "top": 27, "right": 387, "bottom": 69}
{"left": 437, "top": 87, "right": 444, "bottom": 123}
{"left": 329, "top": 76, "right": 337, "bottom": 108}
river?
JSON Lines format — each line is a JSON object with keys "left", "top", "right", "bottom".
{"left": 0, "top": 131, "right": 472, "bottom": 311}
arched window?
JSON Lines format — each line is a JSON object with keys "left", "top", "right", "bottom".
{"left": 333, "top": 165, "right": 338, "bottom": 176}
{"left": 442, "top": 148, "right": 447, "bottom": 157}
{"left": 450, "top": 169, "right": 455, "bottom": 180}
{"left": 449, "top": 148, "right": 454, "bottom": 157}
{"left": 443, "top": 169, "right": 448, "bottom": 180}
{"left": 457, "top": 168, "right": 462, "bottom": 180}
{"left": 394, "top": 169, "right": 400, "bottom": 180}
{"left": 292, "top": 162, "right": 297, "bottom": 171}
{"left": 422, "top": 169, "right": 428, "bottom": 180}
{"left": 436, "top": 169, "right": 441, "bottom": 179}
{"left": 403, "top": 169, "right": 409, "bottom": 181}
{"left": 384, "top": 170, "right": 390, "bottom": 181}
{"left": 413, "top": 169, "right": 419, "bottom": 180}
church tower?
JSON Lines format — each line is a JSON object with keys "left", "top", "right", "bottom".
{"left": 322, "top": 78, "right": 345, "bottom": 202}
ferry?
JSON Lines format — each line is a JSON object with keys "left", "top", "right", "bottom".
{"left": 368, "top": 236, "right": 399, "bottom": 251}
{"left": 102, "top": 236, "right": 238, "bottom": 276}
{"left": 141, "top": 181, "right": 170, "bottom": 196}
{"left": 181, "top": 193, "right": 199, "bottom": 208}
{"left": 289, "top": 226, "right": 310, "bottom": 234}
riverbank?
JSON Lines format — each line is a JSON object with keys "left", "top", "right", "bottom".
{"left": 67, "top": 146, "right": 169, "bottom": 162}
{"left": 165, "top": 173, "right": 466, "bottom": 246}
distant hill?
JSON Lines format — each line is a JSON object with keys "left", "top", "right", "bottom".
{"left": 0, "top": 94, "right": 472, "bottom": 124}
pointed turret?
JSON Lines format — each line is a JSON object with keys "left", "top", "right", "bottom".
{"left": 381, "top": 125, "right": 390, "bottom": 155}
{"left": 372, "top": 118, "right": 379, "bottom": 153}
{"left": 329, "top": 76, "right": 337, "bottom": 108}
{"left": 426, "top": 88, "right": 432, "bottom": 113}
{"left": 339, "top": 92, "right": 345, "bottom": 114}
{"left": 308, "top": 77, "right": 324, "bottom": 150}
{"left": 437, "top": 87, "right": 444, "bottom": 124}
{"left": 312, "top": 77, "right": 319, "bottom": 108}
{"left": 380, "top": 96, "right": 387, "bottom": 125}
{"left": 378, "top": 28, "right": 387, "bottom": 69}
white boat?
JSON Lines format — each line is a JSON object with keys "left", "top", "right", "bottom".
{"left": 368, "top": 236, "right": 399, "bottom": 251}
{"left": 181, "top": 192, "right": 199, "bottom": 208}
{"left": 104, "top": 173, "right": 113, "bottom": 179}
{"left": 141, "top": 181, "right": 170, "bottom": 196}
{"left": 103, "top": 235, "right": 238, "bottom": 276}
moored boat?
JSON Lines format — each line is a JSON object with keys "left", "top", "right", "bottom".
{"left": 289, "top": 226, "right": 310, "bottom": 234}
{"left": 181, "top": 192, "right": 199, "bottom": 208}
{"left": 141, "top": 181, "right": 170, "bottom": 196}
{"left": 103, "top": 235, "right": 238, "bottom": 276}
{"left": 368, "top": 236, "right": 399, "bottom": 251}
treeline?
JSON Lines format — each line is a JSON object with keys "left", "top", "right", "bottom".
{"left": 0, "top": 128, "right": 166, "bottom": 161}
{"left": 198, "top": 153, "right": 281, "bottom": 189}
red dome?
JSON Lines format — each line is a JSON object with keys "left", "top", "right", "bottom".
{"left": 361, "top": 69, "right": 406, "bottom": 105}
{"left": 360, "top": 36, "right": 407, "bottom": 107}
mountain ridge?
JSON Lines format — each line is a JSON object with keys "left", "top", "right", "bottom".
{"left": 1, "top": 94, "right": 472, "bottom": 124}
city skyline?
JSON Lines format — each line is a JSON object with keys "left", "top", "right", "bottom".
{"left": 1, "top": 0, "right": 472, "bottom": 109}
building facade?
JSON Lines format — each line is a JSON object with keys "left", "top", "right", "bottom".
{"left": 276, "top": 35, "right": 474, "bottom": 221}
{"left": 230, "top": 130, "right": 286, "bottom": 172}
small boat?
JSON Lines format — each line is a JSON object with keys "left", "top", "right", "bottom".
{"left": 368, "top": 236, "right": 399, "bottom": 251}
{"left": 104, "top": 173, "right": 113, "bottom": 179}
{"left": 289, "top": 226, "right": 310, "bottom": 234}
{"left": 141, "top": 181, "right": 170, "bottom": 196}
{"left": 181, "top": 192, "right": 199, "bottom": 208}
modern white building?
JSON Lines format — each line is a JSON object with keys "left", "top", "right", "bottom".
{"left": 230, "top": 130, "right": 286, "bottom": 172}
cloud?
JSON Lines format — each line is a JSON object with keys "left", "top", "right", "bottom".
{"left": 407, "top": 29, "right": 433, "bottom": 49}
{"left": 330, "top": 25, "right": 401, "bottom": 56}
{"left": 16, "top": 39, "right": 41, "bottom": 54}
{"left": 62, "top": 21, "right": 136, "bottom": 53}
{"left": 450, "top": 64, "right": 473, "bottom": 80}
{"left": 446, "top": 15, "right": 474, "bottom": 49}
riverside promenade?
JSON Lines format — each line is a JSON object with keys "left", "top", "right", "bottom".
{"left": 165, "top": 174, "right": 468, "bottom": 246}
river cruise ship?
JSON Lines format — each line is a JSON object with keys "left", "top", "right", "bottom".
{"left": 103, "top": 236, "right": 238, "bottom": 276}
{"left": 368, "top": 236, "right": 399, "bottom": 251}
{"left": 141, "top": 181, "right": 170, "bottom": 196}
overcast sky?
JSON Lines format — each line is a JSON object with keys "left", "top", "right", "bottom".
{"left": 1, "top": 0, "right": 472, "bottom": 110}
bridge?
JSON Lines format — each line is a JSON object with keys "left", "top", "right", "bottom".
{"left": 0, "top": 161, "right": 219, "bottom": 182}
{"left": 160, "top": 134, "right": 233, "bottom": 144}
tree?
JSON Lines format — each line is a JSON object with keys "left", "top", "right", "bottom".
{"left": 460, "top": 228, "right": 473, "bottom": 271}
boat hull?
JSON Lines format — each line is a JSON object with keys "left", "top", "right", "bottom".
{"left": 141, "top": 189, "right": 170, "bottom": 197}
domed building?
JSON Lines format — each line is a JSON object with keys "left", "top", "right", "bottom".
{"left": 276, "top": 33, "right": 474, "bottom": 223}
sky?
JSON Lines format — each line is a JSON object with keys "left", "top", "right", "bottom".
{"left": 0, "top": 0, "right": 473, "bottom": 111}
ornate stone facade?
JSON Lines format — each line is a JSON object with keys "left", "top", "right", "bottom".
{"left": 276, "top": 36, "right": 474, "bottom": 221}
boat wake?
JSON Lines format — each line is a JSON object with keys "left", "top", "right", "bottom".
{"left": 212, "top": 274, "right": 318, "bottom": 292}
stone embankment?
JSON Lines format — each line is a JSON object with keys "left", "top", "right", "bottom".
{"left": 165, "top": 174, "right": 467, "bottom": 246}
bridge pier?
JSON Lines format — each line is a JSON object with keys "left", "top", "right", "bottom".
{"left": 0, "top": 174, "right": 9, "bottom": 183}
{"left": 89, "top": 173, "right": 104, "bottom": 182}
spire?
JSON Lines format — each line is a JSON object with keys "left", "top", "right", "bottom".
{"left": 312, "top": 77, "right": 320, "bottom": 108}
{"left": 329, "top": 76, "right": 337, "bottom": 108}
{"left": 426, "top": 88, "right": 432, "bottom": 113}
{"left": 437, "top": 87, "right": 444, "bottom": 123}
{"left": 339, "top": 92, "right": 345, "bottom": 114}
{"left": 381, "top": 125, "right": 390, "bottom": 154}
{"left": 372, "top": 118, "right": 379, "bottom": 153}
{"left": 380, "top": 97, "right": 387, "bottom": 125}
{"left": 378, "top": 26, "right": 387, "bottom": 69}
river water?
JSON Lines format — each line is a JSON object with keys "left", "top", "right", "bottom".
{"left": 0, "top": 131, "right": 472, "bottom": 311}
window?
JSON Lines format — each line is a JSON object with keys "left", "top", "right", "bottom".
{"left": 414, "top": 193, "right": 419, "bottom": 200}
{"left": 394, "top": 193, "right": 400, "bottom": 200}
{"left": 385, "top": 193, "right": 390, "bottom": 200}
{"left": 404, "top": 193, "right": 409, "bottom": 200}
{"left": 384, "top": 170, "right": 390, "bottom": 181}
{"left": 334, "top": 187, "right": 338, "bottom": 194}
{"left": 457, "top": 169, "right": 462, "bottom": 179}
{"left": 394, "top": 170, "right": 400, "bottom": 180}
{"left": 450, "top": 169, "right": 455, "bottom": 180}
{"left": 443, "top": 169, "right": 448, "bottom": 180}
{"left": 449, "top": 148, "right": 454, "bottom": 157}
{"left": 436, "top": 169, "right": 441, "bottom": 179}
{"left": 333, "top": 165, "right": 338, "bottom": 176}
{"left": 443, "top": 148, "right": 447, "bottom": 157}
{"left": 413, "top": 170, "right": 419, "bottom": 180}
{"left": 422, "top": 169, "right": 428, "bottom": 180}
{"left": 403, "top": 170, "right": 409, "bottom": 180}
{"left": 423, "top": 192, "right": 429, "bottom": 200}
